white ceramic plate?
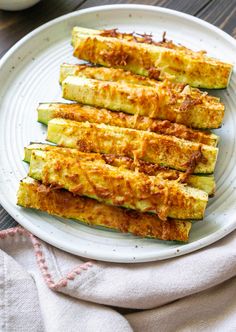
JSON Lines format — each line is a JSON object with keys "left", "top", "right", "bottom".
{"left": 0, "top": 4, "right": 236, "bottom": 263}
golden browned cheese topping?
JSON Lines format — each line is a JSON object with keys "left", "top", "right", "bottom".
{"left": 148, "top": 67, "right": 161, "bottom": 80}
{"left": 102, "top": 47, "right": 130, "bottom": 66}
{"left": 100, "top": 28, "right": 120, "bottom": 38}
{"left": 102, "top": 154, "right": 170, "bottom": 174}
{"left": 179, "top": 94, "right": 203, "bottom": 111}
{"left": 102, "top": 152, "right": 204, "bottom": 186}
{"left": 180, "top": 146, "right": 205, "bottom": 182}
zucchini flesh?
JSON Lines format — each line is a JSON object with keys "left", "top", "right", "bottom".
{"left": 62, "top": 76, "right": 224, "bottom": 129}
{"left": 24, "top": 144, "right": 216, "bottom": 195}
{"left": 47, "top": 118, "right": 218, "bottom": 174}
{"left": 28, "top": 150, "right": 208, "bottom": 220}
{"left": 38, "top": 102, "right": 218, "bottom": 146}
{"left": 17, "top": 177, "right": 192, "bottom": 242}
{"left": 72, "top": 27, "right": 233, "bottom": 89}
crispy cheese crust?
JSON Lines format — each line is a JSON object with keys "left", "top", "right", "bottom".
{"left": 28, "top": 150, "right": 208, "bottom": 220}
{"left": 47, "top": 118, "right": 218, "bottom": 173}
{"left": 72, "top": 27, "right": 233, "bottom": 89}
{"left": 38, "top": 102, "right": 218, "bottom": 146}
{"left": 17, "top": 177, "right": 192, "bottom": 242}
{"left": 62, "top": 76, "right": 224, "bottom": 129}
{"left": 24, "top": 144, "right": 216, "bottom": 195}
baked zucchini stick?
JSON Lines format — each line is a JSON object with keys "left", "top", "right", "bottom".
{"left": 38, "top": 102, "right": 218, "bottom": 147}
{"left": 28, "top": 150, "right": 208, "bottom": 220}
{"left": 62, "top": 76, "right": 224, "bottom": 129}
{"left": 24, "top": 144, "right": 216, "bottom": 195}
{"left": 72, "top": 27, "right": 233, "bottom": 89}
{"left": 17, "top": 177, "right": 192, "bottom": 242}
{"left": 59, "top": 63, "right": 218, "bottom": 102}
{"left": 60, "top": 63, "right": 221, "bottom": 103}
{"left": 47, "top": 118, "right": 218, "bottom": 174}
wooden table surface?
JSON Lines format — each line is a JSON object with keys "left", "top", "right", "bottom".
{"left": 0, "top": 0, "right": 235, "bottom": 230}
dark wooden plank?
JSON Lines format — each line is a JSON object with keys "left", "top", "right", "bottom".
{"left": 0, "top": 0, "right": 86, "bottom": 57}
{"left": 0, "top": 208, "right": 17, "bottom": 230}
{"left": 196, "top": 0, "right": 236, "bottom": 36}
{"left": 79, "top": 0, "right": 210, "bottom": 15}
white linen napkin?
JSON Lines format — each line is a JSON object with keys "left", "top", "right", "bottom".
{"left": 0, "top": 226, "right": 236, "bottom": 332}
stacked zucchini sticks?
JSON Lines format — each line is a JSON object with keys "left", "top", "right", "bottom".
{"left": 17, "top": 28, "right": 233, "bottom": 243}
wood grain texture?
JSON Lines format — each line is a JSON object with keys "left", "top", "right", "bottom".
{"left": 0, "top": 0, "right": 86, "bottom": 57}
{"left": 0, "top": 0, "right": 235, "bottom": 230}
{"left": 197, "top": 0, "right": 236, "bottom": 37}
{"left": 79, "top": 0, "right": 211, "bottom": 14}
{"left": 0, "top": 207, "right": 17, "bottom": 229}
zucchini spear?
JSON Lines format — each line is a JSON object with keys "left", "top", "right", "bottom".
{"left": 28, "top": 150, "right": 208, "bottom": 220}
{"left": 17, "top": 177, "right": 192, "bottom": 242}
{"left": 24, "top": 143, "right": 216, "bottom": 195}
{"left": 59, "top": 63, "right": 220, "bottom": 104}
{"left": 62, "top": 76, "right": 224, "bottom": 129}
{"left": 60, "top": 63, "right": 221, "bottom": 104}
{"left": 47, "top": 118, "right": 218, "bottom": 174}
{"left": 72, "top": 27, "right": 233, "bottom": 89}
{"left": 38, "top": 102, "right": 218, "bottom": 146}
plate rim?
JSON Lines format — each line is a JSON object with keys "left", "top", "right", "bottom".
{"left": 0, "top": 4, "right": 236, "bottom": 263}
